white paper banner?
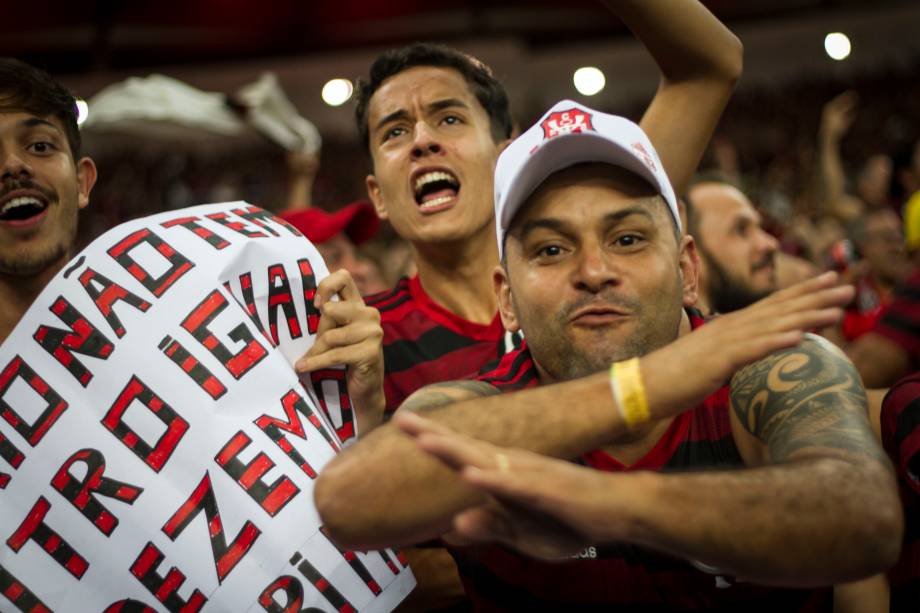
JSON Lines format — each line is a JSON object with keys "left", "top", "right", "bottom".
{"left": 0, "top": 202, "right": 414, "bottom": 612}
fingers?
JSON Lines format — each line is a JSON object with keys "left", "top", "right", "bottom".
{"left": 393, "top": 410, "right": 455, "bottom": 437}
{"left": 314, "top": 269, "right": 362, "bottom": 309}
{"left": 294, "top": 300, "right": 381, "bottom": 373}
{"left": 296, "top": 339, "right": 380, "bottom": 373}
{"left": 413, "top": 430, "right": 496, "bottom": 473}
{"left": 757, "top": 271, "right": 839, "bottom": 305}
{"left": 452, "top": 506, "right": 513, "bottom": 545}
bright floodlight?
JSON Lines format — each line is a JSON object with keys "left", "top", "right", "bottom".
{"left": 75, "top": 99, "right": 89, "bottom": 125}
{"left": 824, "top": 32, "right": 851, "bottom": 61}
{"left": 573, "top": 67, "right": 605, "bottom": 96}
{"left": 322, "top": 78, "right": 354, "bottom": 107}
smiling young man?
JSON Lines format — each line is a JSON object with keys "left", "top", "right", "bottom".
{"left": 0, "top": 58, "right": 97, "bottom": 343}
{"left": 315, "top": 102, "right": 900, "bottom": 610}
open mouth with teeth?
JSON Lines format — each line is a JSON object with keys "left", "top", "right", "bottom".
{"left": 414, "top": 170, "right": 460, "bottom": 210}
{"left": 0, "top": 196, "right": 48, "bottom": 223}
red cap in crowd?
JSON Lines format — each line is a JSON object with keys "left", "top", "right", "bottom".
{"left": 281, "top": 201, "right": 380, "bottom": 246}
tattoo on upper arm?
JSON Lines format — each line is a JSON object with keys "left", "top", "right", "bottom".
{"left": 398, "top": 380, "right": 500, "bottom": 413}
{"left": 730, "top": 336, "right": 886, "bottom": 463}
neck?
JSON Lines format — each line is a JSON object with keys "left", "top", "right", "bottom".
{"left": 411, "top": 225, "right": 499, "bottom": 324}
{"left": 0, "top": 265, "right": 61, "bottom": 344}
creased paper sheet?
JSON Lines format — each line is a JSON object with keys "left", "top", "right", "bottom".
{"left": 0, "top": 202, "right": 414, "bottom": 612}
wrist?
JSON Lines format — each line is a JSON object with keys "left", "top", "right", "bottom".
{"left": 609, "top": 357, "right": 651, "bottom": 429}
{"left": 590, "top": 470, "right": 659, "bottom": 543}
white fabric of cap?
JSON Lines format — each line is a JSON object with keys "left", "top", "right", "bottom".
{"left": 494, "top": 99, "right": 680, "bottom": 259}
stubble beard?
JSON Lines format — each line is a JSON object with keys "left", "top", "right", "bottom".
{"left": 703, "top": 250, "right": 772, "bottom": 314}
{"left": 526, "top": 284, "right": 683, "bottom": 382}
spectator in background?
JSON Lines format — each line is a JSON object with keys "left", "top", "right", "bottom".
{"left": 879, "top": 373, "right": 920, "bottom": 612}
{"left": 892, "top": 138, "right": 920, "bottom": 210}
{"left": 835, "top": 208, "right": 911, "bottom": 342}
{"left": 815, "top": 91, "right": 896, "bottom": 223}
{"left": 685, "top": 180, "right": 779, "bottom": 314}
{"left": 282, "top": 202, "right": 387, "bottom": 295}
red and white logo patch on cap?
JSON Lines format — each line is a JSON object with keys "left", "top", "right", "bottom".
{"left": 630, "top": 142, "right": 657, "bottom": 173}
{"left": 541, "top": 108, "right": 595, "bottom": 140}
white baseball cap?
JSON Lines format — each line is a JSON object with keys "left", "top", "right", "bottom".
{"left": 494, "top": 99, "right": 680, "bottom": 259}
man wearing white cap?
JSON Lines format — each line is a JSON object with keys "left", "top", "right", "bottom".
{"left": 315, "top": 101, "right": 900, "bottom": 609}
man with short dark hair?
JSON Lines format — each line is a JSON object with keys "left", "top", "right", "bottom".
{"left": 685, "top": 181, "right": 779, "bottom": 314}
{"left": 316, "top": 101, "right": 900, "bottom": 610}
{"left": 0, "top": 58, "right": 97, "bottom": 343}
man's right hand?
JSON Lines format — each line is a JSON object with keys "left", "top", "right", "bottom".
{"left": 642, "top": 271, "right": 853, "bottom": 421}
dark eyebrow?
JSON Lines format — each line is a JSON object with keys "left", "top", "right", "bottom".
{"left": 374, "top": 109, "right": 410, "bottom": 135}
{"left": 601, "top": 207, "right": 656, "bottom": 226}
{"left": 515, "top": 206, "right": 656, "bottom": 243}
{"left": 21, "top": 117, "right": 60, "bottom": 132}
{"left": 427, "top": 98, "right": 468, "bottom": 113}
{"left": 373, "top": 98, "right": 470, "bottom": 135}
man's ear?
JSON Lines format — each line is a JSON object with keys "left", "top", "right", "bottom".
{"left": 75, "top": 157, "right": 97, "bottom": 210}
{"left": 494, "top": 265, "right": 520, "bottom": 332}
{"left": 366, "top": 174, "right": 388, "bottom": 220}
{"left": 678, "top": 234, "right": 701, "bottom": 308}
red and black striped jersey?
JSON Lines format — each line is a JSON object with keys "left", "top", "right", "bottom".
{"left": 874, "top": 267, "right": 920, "bottom": 361}
{"left": 366, "top": 276, "right": 520, "bottom": 413}
{"left": 458, "top": 311, "right": 831, "bottom": 611}
{"left": 881, "top": 372, "right": 920, "bottom": 612}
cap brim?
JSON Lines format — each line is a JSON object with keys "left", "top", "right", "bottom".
{"left": 499, "top": 130, "right": 668, "bottom": 233}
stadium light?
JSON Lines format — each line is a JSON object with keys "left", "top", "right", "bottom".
{"left": 824, "top": 32, "right": 851, "bottom": 61}
{"left": 573, "top": 67, "right": 605, "bottom": 97}
{"left": 322, "top": 79, "right": 354, "bottom": 107}
{"left": 75, "top": 99, "right": 89, "bottom": 125}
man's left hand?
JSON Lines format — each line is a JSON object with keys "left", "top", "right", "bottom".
{"left": 296, "top": 270, "right": 385, "bottom": 435}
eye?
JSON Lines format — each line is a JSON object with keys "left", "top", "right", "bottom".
{"left": 614, "top": 234, "right": 643, "bottom": 247}
{"left": 382, "top": 126, "right": 407, "bottom": 142}
{"left": 536, "top": 244, "right": 564, "bottom": 258}
{"left": 28, "top": 141, "right": 55, "bottom": 154}
{"left": 442, "top": 115, "right": 462, "bottom": 126}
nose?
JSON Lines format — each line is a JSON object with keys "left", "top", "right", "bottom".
{"left": 572, "top": 244, "right": 620, "bottom": 293}
{"left": 410, "top": 121, "right": 442, "bottom": 159}
{"left": 756, "top": 229, "right": 779, "bottom": 255}
{"left": 0, "top": 146, "right": 33, "bottom": 181}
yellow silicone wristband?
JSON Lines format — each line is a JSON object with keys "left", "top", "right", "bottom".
{"left": 610, "top": 357, "right": 650, "bottom": 428}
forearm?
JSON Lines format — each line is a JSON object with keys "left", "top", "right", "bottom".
{"left": 316, "top": 374, "right": 624, "bottom": 549}
{"left": 817, "top": 132, "right": 852, "bottom": 221}
{"left": 285, "top": 175, "right": 313, "bottom": 211}
{"left": 611, "top": 0, "right": 742, "bottom": 194}
{"left": 606, "top": 457, "right": 901, "bottom": 586}
{"left": 610, "top": 0, "right": 742, "bottom": 83}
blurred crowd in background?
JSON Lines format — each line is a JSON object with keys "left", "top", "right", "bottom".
{"left": 76, "top": 58, "right": 920, "bottom": 323}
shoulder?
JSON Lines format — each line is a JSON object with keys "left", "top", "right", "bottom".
{"left": 398, "top": 379, "right": 501, "bottom": 414}
{"left": 730, "top": 333, "right": 854, "bottom": 397}
{"left": 477, "top": 343, "right": 537, "bottom": 390}
{"left": 364, "top": 277, "right": 412, "bottom": 313}
{"left": 729, "top": 333, "right": 877, "bottom": 462}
